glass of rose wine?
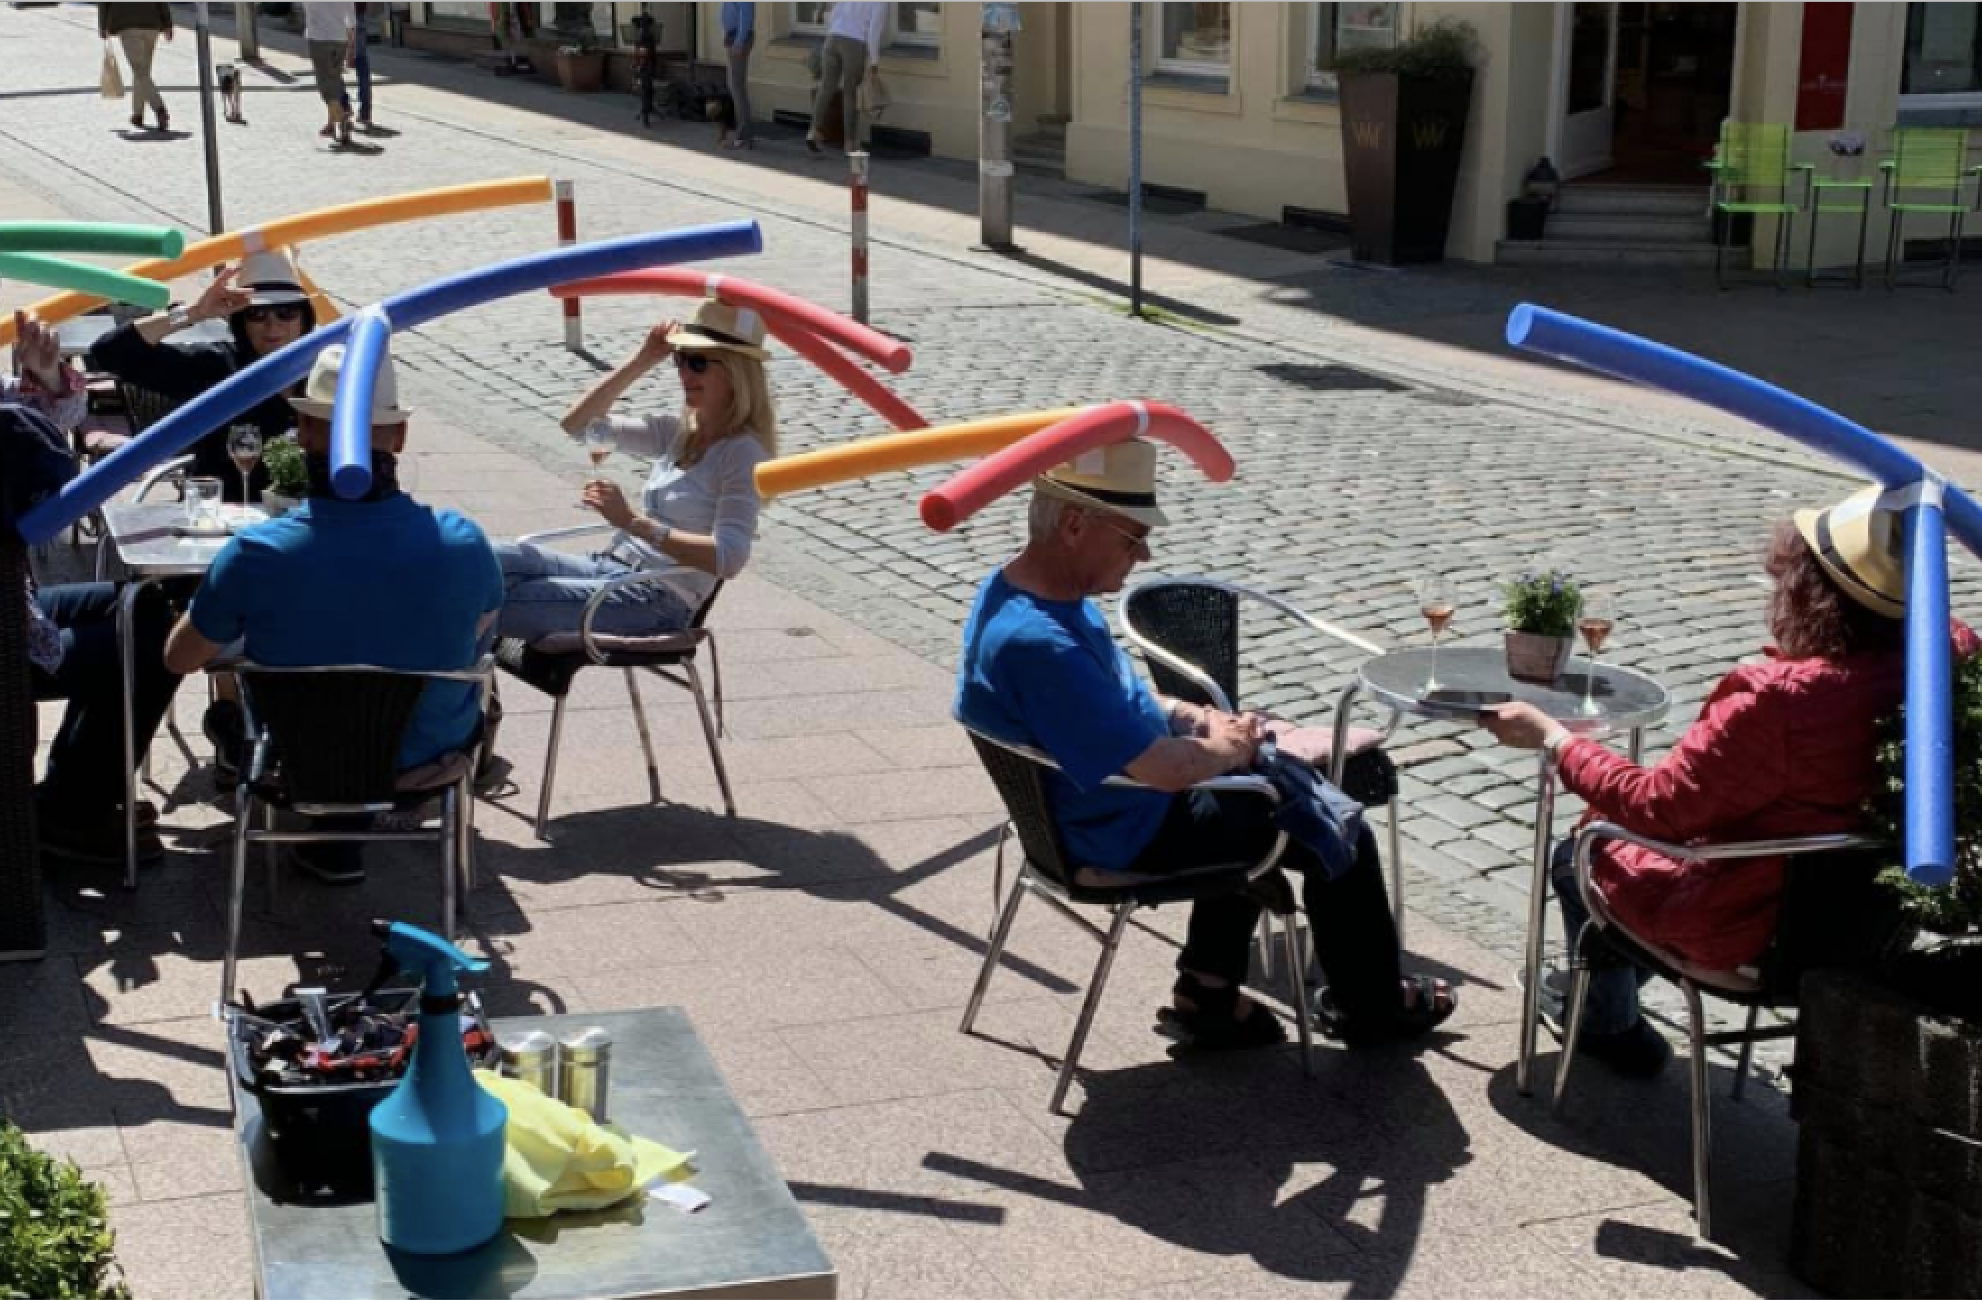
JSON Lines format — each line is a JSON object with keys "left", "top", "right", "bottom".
{"left": 1416, "top": 572, "right": 1453, "bottom": 694}
{"left": 1577, "top": 590, "right": 1615, "bottom": 716}
{"left": 584, "top": 418, "right": 616, "bottom": 470}
{"left": 226, "top": 425, "right": 262, "bottom": 508}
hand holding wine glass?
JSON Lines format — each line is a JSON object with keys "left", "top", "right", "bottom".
{"left": 1417, "top": 572, "right": 1453, "bottom": 694}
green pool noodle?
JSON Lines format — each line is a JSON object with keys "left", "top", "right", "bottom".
{"left": 0, "top": 253, "right": 173, "bottom": 311}
{"left": 0, "top": 222, "right": 185, "bottom": 258}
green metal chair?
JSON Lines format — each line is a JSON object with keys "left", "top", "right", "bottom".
{"left": 1879, "top": 127, "right": 1982, "bottom": 290}
{"left": 1705, "top": 122, "right": 1812, "bottom": 290}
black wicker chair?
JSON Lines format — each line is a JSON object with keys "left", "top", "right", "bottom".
{"left": 491, "top": 523, "right": 730, "bottom": 841}
{"left": 1120, "top": 578, "right": 1407, "bottom": 938}
{"left": 1552, "top": 821, "right": 1887, "bottom": 1239}
{"left": 219, "top": 660, "right": 492, "bottom": 1007}
{"left": 961, "top": 726, "right": 1312, "bottom": 1114}
{"left": 0, "top": 535, "right": 46, "bottom": 960}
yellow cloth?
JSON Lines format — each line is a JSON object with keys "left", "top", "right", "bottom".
{"left": 474, "top": 1070, "right": 694, "bottom": 1219}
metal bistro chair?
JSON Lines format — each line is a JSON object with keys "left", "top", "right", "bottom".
{"left": 1551, "top": 820, "right": 1886, "bottom": 1239}
{"left": 960, "top": 726, "right": 1313, "bottom": 1115}
{"left": 1706, "top": 121, "right": 1813, "bottom": 290}
{"left": 1880, "top": 127, "right": 1982, "bottom": 290}
{"left": 491, "top": 523, "right": 731, "bottom": 841}
{"left": 218, "top": 659, "right": 494, "bottom": 1008}
{"left": 1119, "top": 578, "right": 1407, "bottom": 941}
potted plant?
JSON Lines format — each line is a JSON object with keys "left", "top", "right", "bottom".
{"left": 0, "top": 1121, "right": 129, "bottom": 1299}
{"left": 1789, "top": 657, "right": 1982, "bottom": 1298}
{"left": 551, "top": 18, "right": 606, "bottom": 94}
{"left": 260, "top": 435, "right": 308, "bottom": 516}
{"left": 1334, "top": 19, "right": 1478, "bottom": 265}
{"left": 1500, "top": 568, "right": 1579, "bottom": 682}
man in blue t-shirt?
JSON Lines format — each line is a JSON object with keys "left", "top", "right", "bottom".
{"left": 165, "top": 345, "right": 502, "bottom": 884}
{"left": 956, "top": 439, "right": 1453, "bottom": 1050}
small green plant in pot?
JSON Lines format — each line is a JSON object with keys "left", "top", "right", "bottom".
{"left": 1500, "top": 568, "right": 1579, "bottom": 682}
{"left": 261, "top": 435, "right": 308, "bottom": 516}
{"left": 0, "top": 1121, "right": 129, "bottom": 1299}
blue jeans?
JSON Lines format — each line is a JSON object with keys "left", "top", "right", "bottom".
{"left": 30, "top": 583, "right": 182, "bottom": 815}
{"left": 340, "top": 27, "right": 372, "bottom": 119}
{"left": 1551, "top": 839, "right": 1653, "bottom": 1035}
{"left": 493, "top": 543, "right": 691, "bottom": 644}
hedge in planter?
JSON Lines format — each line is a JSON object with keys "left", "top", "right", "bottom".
{"left": 1335, "top": 20, "right": 1477, "bottom": 265}
{"left": 0, "top": 1121, "right": 128, "bottom": 1300}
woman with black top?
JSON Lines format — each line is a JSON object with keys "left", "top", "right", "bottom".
{"left": 86, "top": 248, "right": 317, "bottom": 503}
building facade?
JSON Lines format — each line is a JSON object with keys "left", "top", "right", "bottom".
{"left": 406, "top": 3, "right": 1982, "bottom": 267}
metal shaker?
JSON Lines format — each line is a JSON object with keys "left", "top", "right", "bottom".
{"left": 557, "top": 1027, "right": 612, "bottom": 1122}
{"left": 497, "top": 1029, "right": 559, "bottom": 1096}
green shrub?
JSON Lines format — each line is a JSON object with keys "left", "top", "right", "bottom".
{"left": 1869, "top": 654, "right": 1982, "bottom": 937}
{"left": 1333, "top": 18, "right": 1478, "bottom": 81}
{"left": 1500, "top": 569, "right": 1581, "bottom": 638}
{"left": 260, "top": 436, "right": 309, "bottom": 497}
{"left": 0, "top": 1122, "right": 128, "bottom": 1300}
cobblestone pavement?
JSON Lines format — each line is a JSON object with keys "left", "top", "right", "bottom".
{"left": 4, "top": 9, "right": 1971, "bottom": 1061}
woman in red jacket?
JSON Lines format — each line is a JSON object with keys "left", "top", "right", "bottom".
{"left": 1483, "top": 486, "right": 1971, "bottom": 1076}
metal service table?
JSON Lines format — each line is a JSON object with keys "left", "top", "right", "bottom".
{"left": 1326, "top": 646, "right": 1669, "bottom": 1095}
{"left": 232, "top": 1006, "right": 836, "bottom": 1300}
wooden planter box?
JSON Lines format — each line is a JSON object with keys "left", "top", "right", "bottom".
{"left": 1337, "top": 70, "right": 1474, "bottom": 265}
{"left": 1791, "top": 966, "right": 1982, "bottom": 1297}
{"left": 554, "top": 49, "right": 607, "bottom": 93}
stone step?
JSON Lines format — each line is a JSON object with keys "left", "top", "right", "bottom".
{"left": 1553, "top": 184, "right": 1711, "bottom": 218}
{"left": 1544, "top": 211, "right": 1716, "bottom": 243}
{"left": 1496, "top": 238, "right": 1735, "bottom": 269}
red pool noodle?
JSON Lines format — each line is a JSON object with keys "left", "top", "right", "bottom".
{"left": 552, "top": 269, "right": 911, "bottom": 373}
{"left": 765, "top": 315, "right": 927, "bottom": 430}
{"left": 919, "top": 401, "right": 1232, "bottom": 533}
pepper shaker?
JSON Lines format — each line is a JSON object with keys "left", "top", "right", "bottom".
{"left": 558, "top": 1027, "right": 613, "bottom": 1122}
{"left": 497, "top": 1029, "right": 559, "bottom": 1096}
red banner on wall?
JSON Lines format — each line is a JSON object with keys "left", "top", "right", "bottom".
{"left": 1797, "top": 3, "right": 1855, "bottom": 132}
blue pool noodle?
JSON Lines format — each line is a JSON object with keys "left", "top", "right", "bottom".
{"left": 331, "top": 307, "right": 392, "bottom": 499}
{"left": 18, "top": 220, "right": 764, "bottom": 544}
{"left": 1506, "top": 303, "right": 1961, "bottom": 887}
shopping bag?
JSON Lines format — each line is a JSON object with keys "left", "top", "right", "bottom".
{"left": 862, "top": 70, "right": 892, "bottom": 119}
{"left": 100, "top": 43, "right": 125, "bottom": 100}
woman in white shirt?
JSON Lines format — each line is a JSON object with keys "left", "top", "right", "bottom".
{"left": 492, "top": 301, "right": 775, "bottom": 645}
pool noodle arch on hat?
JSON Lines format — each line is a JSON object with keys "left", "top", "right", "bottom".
{"left": 550, "top": 270, "right": 924, "bottom": 431}
{"left": 17, "top": 220, "right": 764, "bottom": 538}
{"left": 918, "top": 401, "right": 1234, "bottom": 534}
{"left": 1506, "top": 303, "right": 1970, "bottom": 887}
{"left": 0, "top": 222, "right": 186, "bottom": 311}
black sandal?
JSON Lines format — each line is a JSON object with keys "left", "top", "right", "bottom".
{"left": 1156, "top": 974, "right": 1287, "bottom": 1051}
{"left": 1314, "top": 975, "right": 1456, "bottom": 1047}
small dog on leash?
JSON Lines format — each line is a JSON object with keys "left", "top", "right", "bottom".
{"left": 705, "top": 90, "right": 742, "bottom": 149}
{"left": 216, "top": 61, "right": 244, "bottom": 124}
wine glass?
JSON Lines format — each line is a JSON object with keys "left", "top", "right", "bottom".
{"left": 584, "top": 418, "right": 616, "bottom": 470}
{"left": 1577, "top": 590, "right": 1616, "bottom": 717}
{"left": 1416, "top": 572, "right": 1453, "bottom": 694}
{"left": 226, "top": 425, "right": 262, "bottom": 509}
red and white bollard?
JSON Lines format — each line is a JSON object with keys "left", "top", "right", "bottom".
{"left": 555, "top": 179, "right": 581, "bottom": 351}
{"left": 849, "top": 152, "right": 870, "bottom": 325}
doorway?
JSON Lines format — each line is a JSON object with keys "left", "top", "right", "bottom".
{"left": 1553, "top": 2, "right": 1739, "bottom": 184}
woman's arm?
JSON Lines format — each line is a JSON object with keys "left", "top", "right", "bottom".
{"left": 617, "top": 439, "right": 762, "bottom": 578}
{"left": 89, "top": 268, "right": 251, "bottom": 397}
{"left": 559, "top": 323, "right": 676, "bottom": 438}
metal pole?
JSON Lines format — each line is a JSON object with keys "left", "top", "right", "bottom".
{"left": 850, "top": 151, "right": 870, "bottom": 324}
{"left": 233, "top": 1, "right": 258, "bottom": 62}
{"left": 194, "top": 3, "right": 225, "bottom": 236}
{"left": 1128, "top": 3, "right": 1144, "bottom": 318}
{"left": 555, "top": 180, "right": 581, "bottom": 351}
{"left": 976, "top": 3, "right": 1018, "bottom": 252}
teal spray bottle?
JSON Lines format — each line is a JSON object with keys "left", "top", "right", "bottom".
{"left": 368, "top": 920, "right": 508, "bottom": 1255}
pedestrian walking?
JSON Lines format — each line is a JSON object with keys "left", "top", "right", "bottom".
{"left": 806, "top": 1, "right": 884, "bottom": 155}
{"left": 340, "top": 2, "right": 375, "bottom": 129}
{"left": 305, "top": 0, "right": 358, "bottom": 147}
{"left": 98, "top": 2, "right": 173, "bottom": 134}
{"left": 720, "top": 3, "right": 755, "bottom": 150}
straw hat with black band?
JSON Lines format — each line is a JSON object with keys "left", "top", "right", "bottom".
{"left": 1793, "top": 484, "right": 1907, "bottom": 619}
{"left": 1033, "top": 437, "right": 1168, "bottom": 530}
{"left": 666, "top": 301, "right": 770, "bottom": 361}
{"left": 289, "top": 344, "right": 412, "bottom": 427}
{"left": 234, "top": 248, "right": 310, "bottom": 307}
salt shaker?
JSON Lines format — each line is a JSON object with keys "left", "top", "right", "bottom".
{"left": 558, "top": 1027, "right": 613, "bottom": 1122}
{"left": 497, "top": 1029, "right": 559, "bottom": 1096}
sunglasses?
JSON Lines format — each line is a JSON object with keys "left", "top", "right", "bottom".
{"left": 1096, "top": 516, "right": 1153, "bottom": 556}
{"left": 241, "top": 304, "right": 304, "bottom": 324}
{"left": 672, "top": 351, "right": 726, "bottom": 375}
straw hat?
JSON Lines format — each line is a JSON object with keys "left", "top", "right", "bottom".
{"left": 1793, "top": 484, "right": 1907, "bottom": 618}
{"left": 235, "top": 248, "right": 309, "bottom": 307}
{"left": 666, "top": 300, "right": 770, "bottom": 360}
{"left": 1034, "top": 437, "right": 1168, "bottom": 529}
{"left": 288, "top": 344, "right": 412, "bottom": 426}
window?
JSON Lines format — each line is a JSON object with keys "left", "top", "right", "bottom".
{"left": 1305, "top": 3, "right": 1397, "bottom": 93}
{"left": 791, "top": 3, "right": 831, "bottom": 37}
{"left": 1156, "top": 3, "right": 1231, "bottom": 77}
{"left": 1900, "top": 3, "right": 1982, "bottom": 106}
{"left": 894, "top": 2, "right": 941, "bottom": 48}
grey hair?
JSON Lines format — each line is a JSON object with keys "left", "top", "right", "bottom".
{"left": 1028, "top": 490, "right": 1076, "bottom": 542}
